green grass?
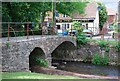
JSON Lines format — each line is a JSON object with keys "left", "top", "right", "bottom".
{"left": 2, "top": 72, "right": 80, "bottom": 79}
{"left": 2, "top": 72, "right": 112, "bottom": 81}
{"left": 89, "top": 39, "right": 118, "bottom": 47}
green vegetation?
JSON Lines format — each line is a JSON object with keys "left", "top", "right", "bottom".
{"left": 105, "top": 46, "right": 110, "bottom": 52}
{"left": 2, "top": 72, "right": 111, "bottom": 80}
{"left": 72, "top": 21, "right": 88, "bottom": 48}
{"left": 98, "top": 40, "right": 110, "bottom": 52}
{"left": 113, "top": 24, "right": 120, "bottom": 33}
{"left": 92, "top": 53, "right": 101, "bottom": 65}
{"left": 98, "top": 40, "right": 109, "bottom": 48}
{"left": 77, "top": 34, "right": 88, "bottom": 48}
{"left": 6, "top": 42, "right": 11, "bottom": 48}
{"left": 72, "top": 21, "right": 83, "bottom": 33}
{"left": 2, "top": 2, "right": 87, "bottom": 37}
{"left": 90, "top": 39, "right": 118, "bottom": 47}
{"left": 97, "top": 2, "right": 108, "bottom": 31}
{"left": 115, "top": 41, "right": 120, "bottom": 52}
{"left": 90, "top": 40, "right": 119, "bottom": 52}
{"left": 2, "top": 72, "right": 80, "bottom": 79}
{"left": 36, "top": 58, "right": 48, "bottom": 67}
{"left": 2, "top": 2, "right": 87, "bottom": 22}
{"left": 92, "top": 53, "right": 109, "bottom": 65}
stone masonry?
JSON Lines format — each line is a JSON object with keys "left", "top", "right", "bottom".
{"left": 1, "top": 36, "right": 76, "bottom": 71}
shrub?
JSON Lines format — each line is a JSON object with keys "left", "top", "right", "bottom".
{"left": 77, "top": 34, "right": 88, "bottom": 48}
{"left": 35, "top": 58, "right": 48, "bottom": 67}
{"left": 102, "top": 55, "right": 109, "bottom": 65}
{"left": 98, "top": 40, "right": 109, "bottom": 48}
{"left": 105, "top": 46, "right": 110, "bottom": 52}
{"left": 114, "top": 24, "right": 120, "bottom": 33}
{"left": 92, "top": 53, "right": 109, "bottom": 65}
{"left": 92, "top": 53, "right": 102, "bottom": 65}
{"left": 115, "top": 42, "right": 120, "bottom": 52}
{"left": 72, "top": 21, "right": 83, "bottom": 32}
{"left": 6, "top": 42, "right": 11, "bottom": 48}
{"left": 98, "top": 40, "right": 110, "bottom": 52}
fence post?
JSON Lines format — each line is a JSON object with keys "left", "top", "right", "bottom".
{"left": 7, "top": 23, "right": 10, "bottom": 41}
{"left": 27, "top": 23, "right": 29, "bottom": 39}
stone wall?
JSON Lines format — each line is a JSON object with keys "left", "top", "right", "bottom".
{"left": 76, "top": 42, "right": 119, "bottom": 65}
{"left": 54, "top": 42, "right": 119, "bottom": 65}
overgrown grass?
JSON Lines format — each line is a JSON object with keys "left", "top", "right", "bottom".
{"left": 89, "top": 39, "right": 118, "bottom": 47}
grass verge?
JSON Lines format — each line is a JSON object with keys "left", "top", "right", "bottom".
{"left": 2, "top": 72, "right": 114, "bottom": 81}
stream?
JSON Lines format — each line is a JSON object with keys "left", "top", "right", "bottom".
{"left": 52, "top": 60, "right": 119, "bottom": 77}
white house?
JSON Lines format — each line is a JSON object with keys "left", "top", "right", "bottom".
{"left": 45, "top": 2, "right": 100, "bottom": 35}
{"left": 72, "top": 2, "right": 100, "bottom": 35}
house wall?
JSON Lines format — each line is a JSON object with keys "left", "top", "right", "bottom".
{"left": 93, "top": 10, "right": 99, "bottom": 35}
{"left": 56, "top": 22, "right": 72, "bottom": 30}
{"left": 45, "top": 9, "right": 100, "bottom": 35}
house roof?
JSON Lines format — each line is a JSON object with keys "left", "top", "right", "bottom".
{"left": 106, "top": 8, "right": 117, "bottom": 15}
{"left": 72, "top": 2, "right": 98, "bottom": 19}
{"left": 106, "top": 8, "right": 117, "bottom": 24}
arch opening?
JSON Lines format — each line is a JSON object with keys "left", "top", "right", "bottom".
{"left": 51, "top": 41, "right": 77, "bottom": 66}
{"left": 29, "top": 47, "right": 45, "bottom": 72}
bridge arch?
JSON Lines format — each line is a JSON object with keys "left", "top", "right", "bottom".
{"left": 29, "top": 47, "right": 45, "bottom": 71}
{"left": 51, "top": 41, "right": 77, "bottom": 62}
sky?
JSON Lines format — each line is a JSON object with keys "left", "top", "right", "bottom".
{"left": 99, "top": 0, "right": 119, "bottom": 12}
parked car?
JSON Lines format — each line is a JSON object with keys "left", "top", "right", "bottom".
{"left": 57, "top": 29, "right": 63, "bottom": 35}
{"left": 57, "top": 30, "right": 68, "bottom": 35}
{"left": 83, "top": 29, "right": 93, "bottom": 37}
{"left": 68, "top": 30, "right": 77, "bottom": 36}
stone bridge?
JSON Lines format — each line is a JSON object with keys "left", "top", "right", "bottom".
{"left": 1, "top": 35, "right": 76, "bottom": 71}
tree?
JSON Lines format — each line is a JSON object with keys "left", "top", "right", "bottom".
{"left": 56, "top": 2, "right": 87, "bottom": 16}
{"left": 2, "top": 2, "right": 87, "bottom": 22}
{"left": 72, "top": 21, "right": 83, "bottom": 33}
{"left": 2, "top": 2, "right": 46, "bottom": 22}
{"left": 98, "top": 2, "right": 108, "bottom": 31}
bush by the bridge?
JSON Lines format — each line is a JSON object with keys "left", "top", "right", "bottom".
{"left": 35, "top": 58, "right": 48, "bottom": 67}
{"left": 92, "top": 53, "right": 109, "bottom": 65}
{"left": 77, "top": 33, "right": 89, "bottom": 48}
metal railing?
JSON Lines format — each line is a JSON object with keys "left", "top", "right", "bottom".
{"left": 1, "top": 22, "right": 57, "bottom": 41}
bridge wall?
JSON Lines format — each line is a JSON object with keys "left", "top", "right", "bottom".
{"left": 2, "top": 36, "right": 76, "bottom": 71}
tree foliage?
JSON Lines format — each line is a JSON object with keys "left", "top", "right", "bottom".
{"left": 72, "top": 21, "right": 83, "bottom": 33}
{"left": 98, "top": 2, "right": 108, "bottom": 31}
{"left": 2, "top": 2, "right": 87, "bottom": 22}
{"left": 2, "top": 2, "right": 52, "bottom": 22}
{"left": 56, "top": 2, "right": 87, "bottom": 16}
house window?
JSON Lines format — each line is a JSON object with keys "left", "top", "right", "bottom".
{"left": 67, "top": 24, "right": 69, "bottom": 29}
{"left": 57, "top": 25, "right": 60, "bottom": 29}
{"left": 62, "top": 14, "right": 68, "bottom": 17}
{"left": 62, "top": 24, "right": 67, "bottom": 30}
{"left": 86, "top": 24, "right": 88, "bottom": 29}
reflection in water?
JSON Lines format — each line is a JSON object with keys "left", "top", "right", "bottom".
{"left": 52, "top": 60, "right": 119, "bottom": 77}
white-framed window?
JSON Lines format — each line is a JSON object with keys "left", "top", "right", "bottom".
{"left": 62, "top": 14, "right": 68, "bottom": 17}
{"left": 62, "top": 24, "right": 69, "bottom": 29}
{"left": 66, "top": 24, "right": 69, "bottom": 29}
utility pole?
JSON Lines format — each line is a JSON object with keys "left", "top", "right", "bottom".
{"left": 52, "top": 0, "right": 56, "bottom": 35}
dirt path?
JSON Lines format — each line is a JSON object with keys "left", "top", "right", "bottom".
{"left": 31, "top": 66, "right": 118, "bottom": 80}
